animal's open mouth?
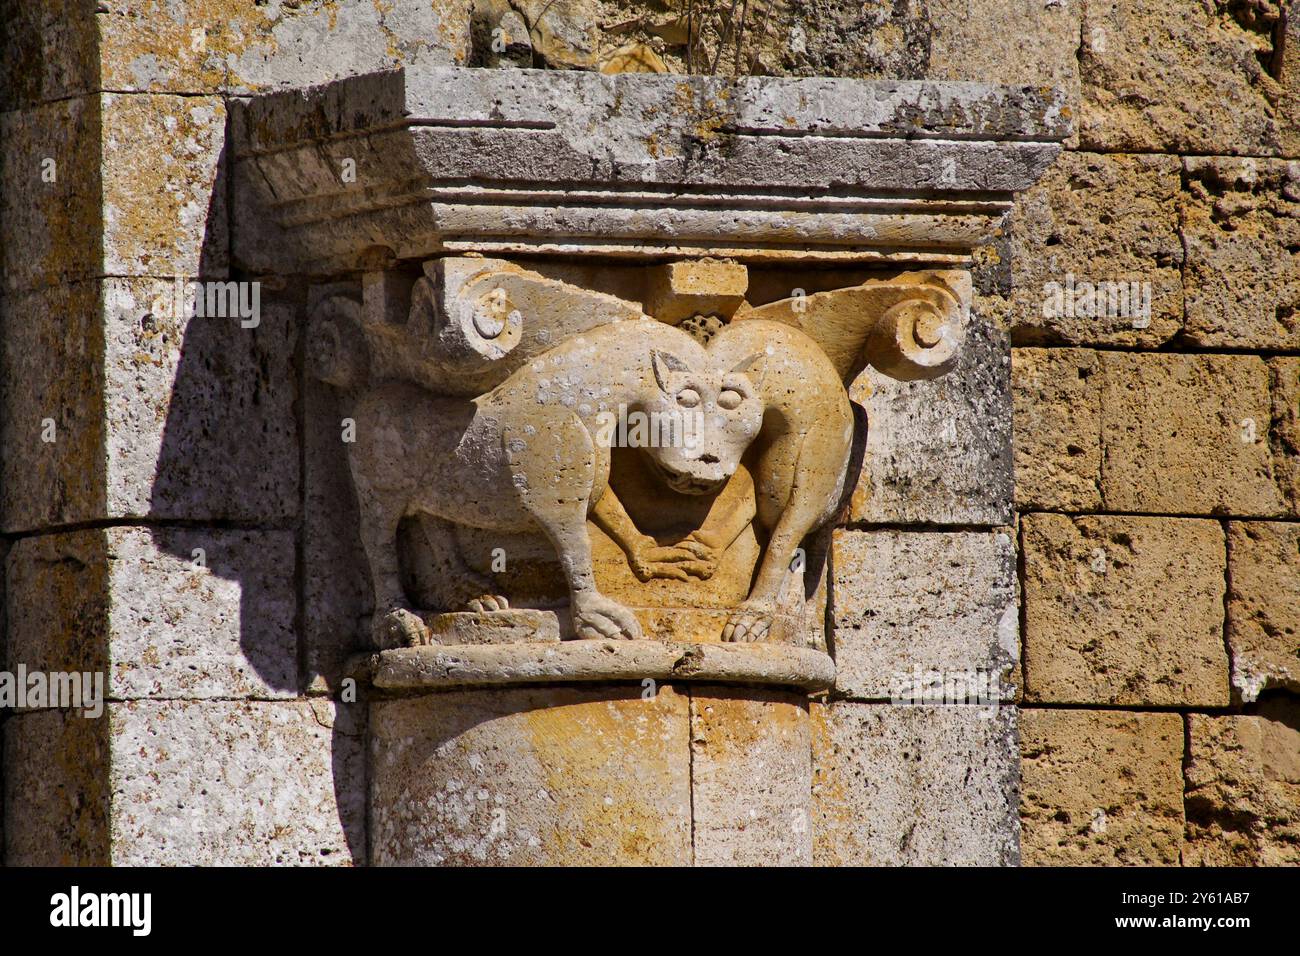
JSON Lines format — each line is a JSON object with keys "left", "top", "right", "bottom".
{"left": 649, "top": 456, "right": 727, "bottom": 496}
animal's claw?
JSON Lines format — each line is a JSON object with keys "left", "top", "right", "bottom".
{"left": 571, "top": 592, "right": 642, "bottom": 640}
{"left": 722, "top": 601, "right": 776, "bottom": 643}
{"left": 373, "top": 607, "right": 430, "bottom": 649}
{"left": 465, "top": 594, "right": 510, "bottom": 613}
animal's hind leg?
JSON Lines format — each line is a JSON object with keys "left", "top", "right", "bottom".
{"left": 726, "top": 418, "right": 853, "bottom": 643}
{"left": 415, "top": 514, "right": 510, "bottom": 612}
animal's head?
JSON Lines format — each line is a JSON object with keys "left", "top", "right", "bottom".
{"left": 638, "top": 348, "right": 765, "bottom": 495}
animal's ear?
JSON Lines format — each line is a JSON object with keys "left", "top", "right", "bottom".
{"left": 730, "top": 352, "right": 766, "bottom": 388}
{"left": 651, "top": 350, "right": 690, "bottom": 392}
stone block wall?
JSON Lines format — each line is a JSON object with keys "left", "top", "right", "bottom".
{"left": 3, "top": 1, "right": 1296, "bottom": 866}
{"left": 0, "top": 0, "right": 466, "bottom": 865}
{"left": 992, "top": 1, "right": 1300, "bottom": 865}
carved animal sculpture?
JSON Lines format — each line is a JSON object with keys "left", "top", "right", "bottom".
{"left": 674, "top": 275, "right": 966, "bottom": 641}
{"left": 679, "top": 319, "right": 857, "bottom": 642}
{"left": 348, "top": 318, "right": 766, "bottom": 647}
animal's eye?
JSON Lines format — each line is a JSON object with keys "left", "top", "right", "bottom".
{"left": 718, "top": 389, "right": 743, "bottom": 410}
{"left": 676, "top": 388, "right": 701, "bottom": 408}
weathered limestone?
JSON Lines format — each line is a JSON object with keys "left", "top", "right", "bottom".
{"left": 602, "top": 0, "right": 935, "bottom": 79}
{"left": 1226, "top": 522, "right": 1300, "bottom": 702}
{"left": 373, "top": 641, "right": 835, "bottom": 692}
{"left": 370, "top": 685, "right": 692, "bottom": 865}
{"left": 3, "top": 708, "right": 110, "bottom": 865}
{"left": 1, "top": 278, "right": 298, "bottom": 533}
{"left": 1079, "top": 0, "right": 1292, "bottom": 156}
{"left": 0, "top": 89, "right": 283, "bottom": 538}
{"left": 1184, "top": 701, "right": 1300, "bottom": 866}
{"left": 480, "top": 9, "right": 533, "bottom": 69}
{"left": 3, "top": 531, "right": 109, "bottom": 681}
{"left": 645, "top": 259, "right": 748, "bottom": 324}
{"left": 303, "top": 306, "right": 376, "bottom": 691}
{"left": 830, "top": 529, "right": 1017, "bottom": 701}
{"left": 5, "top": 527, "right": 297, "bottom": 700}
{"left": 5, "top": 647, "right": 358, "bottom": 868}
{"left": 368, "top": 679, "right": 822, "bottom": 866}
{"left": 96, "top": 0, "right": 249, "bottom": 93}
{"left": 102, "top": 280, "right": 299, "bottom": 522}
{"left": 690, "top": 687, "right": 813, "bottom": 866}
{"left": 2, "top": 0, "right": 472, "bottom": 103}
{"left": 236, "top": 61, "right": 1066, "bottom": 868}
{"left": 0, "top": 281, "right": 106, "bottom": 533}
{"left": 0, "top": 93, "right": 229, "bottom": 294}
{"left": 232, "top": 67, "right": 1068, "bottom": 274}
{"left": 104, "top": 528, "right": 298, "bottom": 700}
{"left": 1021, "top": 514, "right": 1229, "bottom": 707}
{"left": 1005, "top": 151, "right": 1183, "bottom": 346}
{"left": 100, "top": 93, "right": 229, "bottom": 278}
{"left": 813, "top": 702, "right": 1019, "bottom": 866}
{"left": 728, "top": 0, "right": 931, "bottom": 79}
{"left": 1011, "top": 347, "right": 1102, "bottom": 512}
{"left": 850, "top": 307, "right": 1013, "bottom": 525}
{"left": 110, "top": 700, "right": 364, "bottom": 866}
{"left": 1181, "top": 157, "right": 1300, "bottom": 349}
{"left": 1099, "top": 353, "right": 1287, "bottom": 516}
{"left": 1020, "top": 709, "right": 1184, "bottom": 866}
{"left": 738, "top": 271, "right": 968, "bottom": 383}
{"left": 0, "top": 97, "right": 104, "bottom": 294}
{"left": 1284, "top": 8, "right": 1300, "bottom": 157}
{"left": 927, "top": 0, "right": 1081, "bottom": 127}
{"left": 0, "top": 0, "right": 98, "bottom": 110}
{"left": 1017, "top": 349, "right": 1298, "bottom": 519}
{"left": 1272, "top": 357, "right": 1300, "bottom": 513}
{"left": 305, "top": 252, "right": 975, "bottom": 656}
{"left": 500, "top": 0, "right": 597, "bottom": 71}
{"left": 339, "top": 273, "right": 854, "bottom": 648}
{"left": 93, "top": 0, "right": 472, "bottom": 95}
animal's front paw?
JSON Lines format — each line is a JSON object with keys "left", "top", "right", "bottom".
{"left": 373, "top": 607, "right": 430, "bottom": 649}
{"left": 678, "top": 531, "right": 722, "bottom": 577}
{"left": 722, "top": 600, "right": 777, "bottom": 643}
{"left": 571, "top": 591, "right": 643, "bottom": 640}
{"left": 464, "top": 594, "right": 510, "bottom": 613}
{"left": 628, "top": 535, "right": 718, "bottom": 582}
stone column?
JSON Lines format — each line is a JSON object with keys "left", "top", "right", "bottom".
{"left": 368, "top": 644, "right": 832, "bottom": 865}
